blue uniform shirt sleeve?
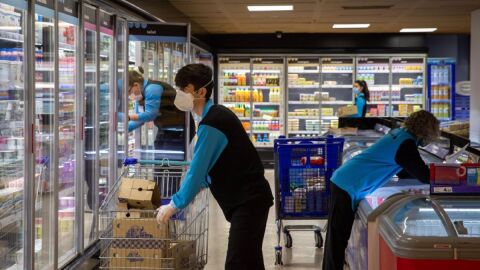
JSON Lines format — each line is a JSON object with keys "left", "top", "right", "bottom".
{"left": 127, "top": 83, "right": 163, "bottom": 132}
{"left": 171, "top": 125, "right": 228, "bottom": 209}
{"left": 355, "top": 95, "right": 366, "bottom": 117}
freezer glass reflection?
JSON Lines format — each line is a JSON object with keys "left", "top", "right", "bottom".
{"left": 392, "top": 198, "right": 447, "bottom": 237}
{"left": 437, "top": 199, "right": 480, "bottom": 237}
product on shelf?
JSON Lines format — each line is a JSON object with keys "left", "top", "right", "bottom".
{"left": 288, "top": 109, "right": 319, "bottom": 117}
{"left": 222, "top": 71, "right": 248, "bottom": 86}
{"left": 323, "top": 81, "right": 337, "bottom": 86}
{"left": 322, "top": 64, "right": 353, "bottom": 72}
{"left": 268, "top": 88, "right": 281, "bottom": 103}
{"left": 288, "top": 119, "right": 300, "bottom": 131}
{"left": 288, "top": 74, "right": 317, "bottom": 86}
{"left": 321, "top": 108, "right": 334, "bottom": 116}
{"left": 253, "top": 72, "right": 279, "bottom": 86}
{"left": 253, "top": 108, "right": 279, "bottom": 118}
{"left": 253, "top": 120, "right": 280, "bottom": 131}
{"left": 227, "top": 104, "right": 250, "bottom": 117}
{"left": 357, "top": 65, "right": 389, "bottom": 72}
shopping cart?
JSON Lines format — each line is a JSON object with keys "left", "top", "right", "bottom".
{"left": 99, "top": 158, "right": 209, "bottom": 269}
{"left": 273, "top": 136, "right": 344, "bottom": 265}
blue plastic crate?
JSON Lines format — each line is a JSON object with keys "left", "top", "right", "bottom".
{"left": 274, "top": 136, "right": 344, "bottom": 218}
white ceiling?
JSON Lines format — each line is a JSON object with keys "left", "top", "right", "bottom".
{"left": 147, "top": 0, "right": 480, "bottom": 34}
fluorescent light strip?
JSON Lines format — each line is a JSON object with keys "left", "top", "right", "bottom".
{"left": 247, "top": 5, "right": 293, "bottom": 12}
{"left": 333, "top": 24, "right": 370, "bottom": 29}
{"left": 0, "top": 26, "right": 21, "bottom": 30}
{"left": 400, "top": 28, "right": 437, "bottom": 33}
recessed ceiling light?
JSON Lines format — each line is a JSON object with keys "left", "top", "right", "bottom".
{"left": 333, "top": 24, "right": 370, "bottom": 29}
{"left": 247, "top": 5, "right": 293, "bottom": 12}
{"left": 400, "top": 28, "right": 437, "bottom": 33}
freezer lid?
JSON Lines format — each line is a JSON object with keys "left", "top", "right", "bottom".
{"left": 435, "top": 197, "right": 480, "bottom": 238}
{"left": 379, "top": 196, "right": 480, "bottom": 260}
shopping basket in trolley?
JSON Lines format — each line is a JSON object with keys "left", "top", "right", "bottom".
{"left": 273, "top": 136, "right": 344, "bottom": 265}
{"left": 99, "top": 158, "right": 209, "bottom": 269}
{"left": 430, "top": 163, "right": 480, "bottom": 195}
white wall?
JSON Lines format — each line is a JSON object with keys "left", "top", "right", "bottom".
{"left": 471, "top": 9, "right": 480, "bottom": 143}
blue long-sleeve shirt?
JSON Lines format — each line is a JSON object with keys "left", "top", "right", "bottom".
{"left": 128, "top": 79, "right": 163, "bottom": 132}
{"left": 170, "top": 100, "right": 228, "bottom": 209}
{"left": 354, "top": 92, "right": 366, "bottom": 118}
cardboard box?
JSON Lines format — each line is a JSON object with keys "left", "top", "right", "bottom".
{"left": 337, "top": 105, "right": 358, "bottom": 117}
{"left": 113, "top": 217, "right": 169, "bottom": 239}
{"left": 118, "top": 178, "right": 160, "bottom": 209}
{"left": 109, "top": 247, "right": 165, "bottom": 269}
{"left": 169, "top": 240, "right": 197, "bottom": 270}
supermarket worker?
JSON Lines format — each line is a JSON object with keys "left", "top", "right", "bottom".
{"left": 156, "top": 63, "right": 274, "bottom": 270}
{"left": 352, "top": 80, "right": 370, "bottom": 117}
{"left": 125, "top": 66, "right": 195, "bottom": 155}
{"left": 322, "top": 110, "right": 440, "bottom": 270}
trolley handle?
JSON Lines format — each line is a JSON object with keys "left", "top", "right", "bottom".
{"left": 123, "top": 157, "right": 190, "bottom": 167}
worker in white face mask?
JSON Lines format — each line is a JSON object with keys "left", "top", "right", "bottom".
{"left": 156, "top": 63, "right": 274, "bottom": 270}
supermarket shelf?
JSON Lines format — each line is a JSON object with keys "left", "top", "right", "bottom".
{"left": 357, "top": 70, "right": 390, "bottom": 74}
{"left": 222, "top": 69, "right": 250, "bottom": 73}
{"left": 289, "top": 85, "right": 320, "bottom": 89}
{"left": 288, "top": 130, "right": 320, "bottom": 134}
{"left": 432, "top": 100, "right": 451, "bottom": 103}
{"left": 253, "top": 102, "right": 280, "bottom": 106}
{"left": 321, "top": 85, "right": 351, "bottom": 88}
{"left": 322, "top": 101, "right": 352, "bottom": 105}
{"left": 223, "top": 102, "right": 251, "bottom": 105}
{"left": 252, "top": 70, "right": 281, "bottom": 74}
{"left": 252, "top": 130, "right": 281, "bottom": 133}
{"left": 288, "top": 115, "right": 319, "bottom": 120}
{"left": 0, "top": 60, "right": 22, "bottom": 65}
{"left": 0, "top": 36, "right": 23, "bottom": 43}
{"left": 289, "top": 101, "right": 319, "bottom": 105}
{"left": 35, "top": 82, "right": 54, "bottom": 89}
{"left": 288, "top": 70, "right": 319, "bottom": 74}
{"left": 392, "top": 70, "right": 424, "bottom": 73}
{"left": 0, "top": 100, "right": 23, "bottom": 104}
{"left": 321, "top": 116, "right": 338, "bottom": 120}
{"left": 59, "top": 43, "right": 75, "bottom": 51}
{"left": 392, "top": 85, "right": 423, "bottom": 89}
{"left": 321, "top": 70, "right": 353, "bottom": 74}
{"left": 252, "top": 116, "right": 280, "bottom": 120}
{"left": 369, "top": 101, "right": 390, "bottom": 104}
{"left": 238, "top": 117, "right": 251, "bottom": 120}
{"left": 222, "top": 85, "right": 250, "bottom": 89}
{"left": 253, "top": 85, "right": 280, "bottom": 89}
{"left": 392, "top": 101, "right": 423, "bottom": 105}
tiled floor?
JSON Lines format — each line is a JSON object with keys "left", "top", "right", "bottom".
{"left": 205, "top": 170, "right": 328, "bottom": 270}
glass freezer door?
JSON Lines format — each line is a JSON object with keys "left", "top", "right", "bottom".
{"left": 287, "top": 57, "right": 320, "bottom": 138}
{"left": 391, "top": 57, "right": 425, "bottom": 117}
{"left": 0, "top": 1, "right": 25, "bottom": 268}
{"left": 436, "top": 198, "right": 480, "bottom": 238}
{"left": 356, "top": 57, "right": 391, "bottom": 117}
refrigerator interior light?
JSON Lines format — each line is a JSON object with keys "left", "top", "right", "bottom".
{"left": 0, "top": 26, "right": 22, "bottom": 30}
{"left": 400, "top": 28, "right": 437, "bottom": 33}
{"left": 332, "top": 24, "right": 370, "bottom": 29}
{"left": 35, "top": 22, "right": 54, "bottom": 27}
{"left": 247, "top": 5, "right": 293, "bottom": 12}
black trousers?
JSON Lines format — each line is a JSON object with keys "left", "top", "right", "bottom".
{"left": 225, "top": 203, "right": 270, "bottom": 270}
{"left": 322, "top": 183, "right": 356, "bottom": 270}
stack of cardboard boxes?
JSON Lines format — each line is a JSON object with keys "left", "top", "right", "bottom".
{"left": 107, "top": 177, "right": 196, "bottom": 270}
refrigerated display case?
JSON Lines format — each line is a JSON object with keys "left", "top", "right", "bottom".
{"left": 218, "top": 56, "right": 252, "bottom": 135}
{"left": 391, "top": 57, "right": 425, "bottom": 117}
{"left": 357, "top": 57, "right": 391, "bottom": 117}
{"left": 286, "top": 57, "right": 320, "bottom": 138}
{"left": 191, "top": 44, "right": 213, "bottom": 67}
{"left": 251, "top": 57, "right": 284, "bottom": 147}
{"left": 321, "top": 57, "right": 354, "bottom": 130}
{"left": 428, "top": 58, "right": 455, "bottom": 121}
{"left": 378, "top": 196, "right": 480, "bottom": 270}
{"left": 0, "top": 1, "right": 25, "bottom": 269}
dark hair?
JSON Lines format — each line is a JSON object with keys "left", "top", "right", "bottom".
{"left": 175, "top": 63, "right": 213, "bottom": 99}
{"left": 404, "top": 110, "right": 440, "bottom": 141}
{"left": 355, "top": 80, "right": 370, "bottom": 102}
{"left": 128, "top": 66, "right": 144, "bottom": 87}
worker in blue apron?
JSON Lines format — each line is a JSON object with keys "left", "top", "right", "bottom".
{"left": 353, "top": 80, "right": 370, "bottom": 117}
{"left": 322, "top": 110, "right": 440, "bottom": 270}
{"left": 156, "top": 63, "right": 274, "bottom": 270}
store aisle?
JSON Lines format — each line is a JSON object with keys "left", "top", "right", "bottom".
{"left": 205, "top": 170, "right": 327, "bottom": 270}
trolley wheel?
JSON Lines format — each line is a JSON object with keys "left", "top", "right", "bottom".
{"left": 275, "top": 249, "right": 283, "bottom": 265}
{"left": 284, "top": 232, "right": 293, "bottom": 248}
{"left": 315, "top": 231, "right": 323, "bottom": 248}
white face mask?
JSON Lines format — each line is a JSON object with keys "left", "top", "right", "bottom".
{"left": 174, "top": 90, "right": 195, "bottom": 112}
{"left": 174, "top": 80, "right": 213, "bottom": 112}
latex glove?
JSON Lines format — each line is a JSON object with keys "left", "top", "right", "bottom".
{"left": 156, "top": 204, "right": 177, "bottom": 224}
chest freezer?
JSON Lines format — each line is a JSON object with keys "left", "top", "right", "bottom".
{"left": 378, "top": 196, "right": 480, "bottom": 270}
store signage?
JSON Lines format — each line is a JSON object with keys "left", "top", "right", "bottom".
{"left": 35, "top": 0, "right": 54, "bottom": 9}
{"left": 128, "top": 22, "right": 188, "bottom": 43}
{"left": 84, "top": 6, "right": 96, "bottom": 24}
{"left": 58, "top": 0, "right": 78, "bottom": 18}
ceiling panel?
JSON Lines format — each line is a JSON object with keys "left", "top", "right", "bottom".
{"left": 129, "top": 0, "right": 480, "bottom": 34}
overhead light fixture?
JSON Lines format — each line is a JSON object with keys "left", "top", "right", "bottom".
{"left": 333, "top": 24, "right": 370, "bottom": 29}
{"left": 400, "top": 28, "right": 437, "bottom": 33}
{"left": 247, "top": 5, "right": 293, "bottom": 12}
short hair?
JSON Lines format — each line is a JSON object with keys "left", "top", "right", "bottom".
{"left": 128, "top": 66, "right": 144, "bottom": 87}
{"left": 404, "top": 110, "right": 440, "bottom": 141}
{"left": 175, "top": 64, "right": 213, "bottom": 99}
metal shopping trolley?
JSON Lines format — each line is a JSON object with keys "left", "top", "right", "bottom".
{"left": 273, "top": 136, "right": 344, "bottom": 265}
{"left": 99, "top": 158, "right": 209, "bottom": 269}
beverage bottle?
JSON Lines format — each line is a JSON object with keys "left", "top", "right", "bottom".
{"left": 259, "top": 90, "right": 263, "bottom": 102}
